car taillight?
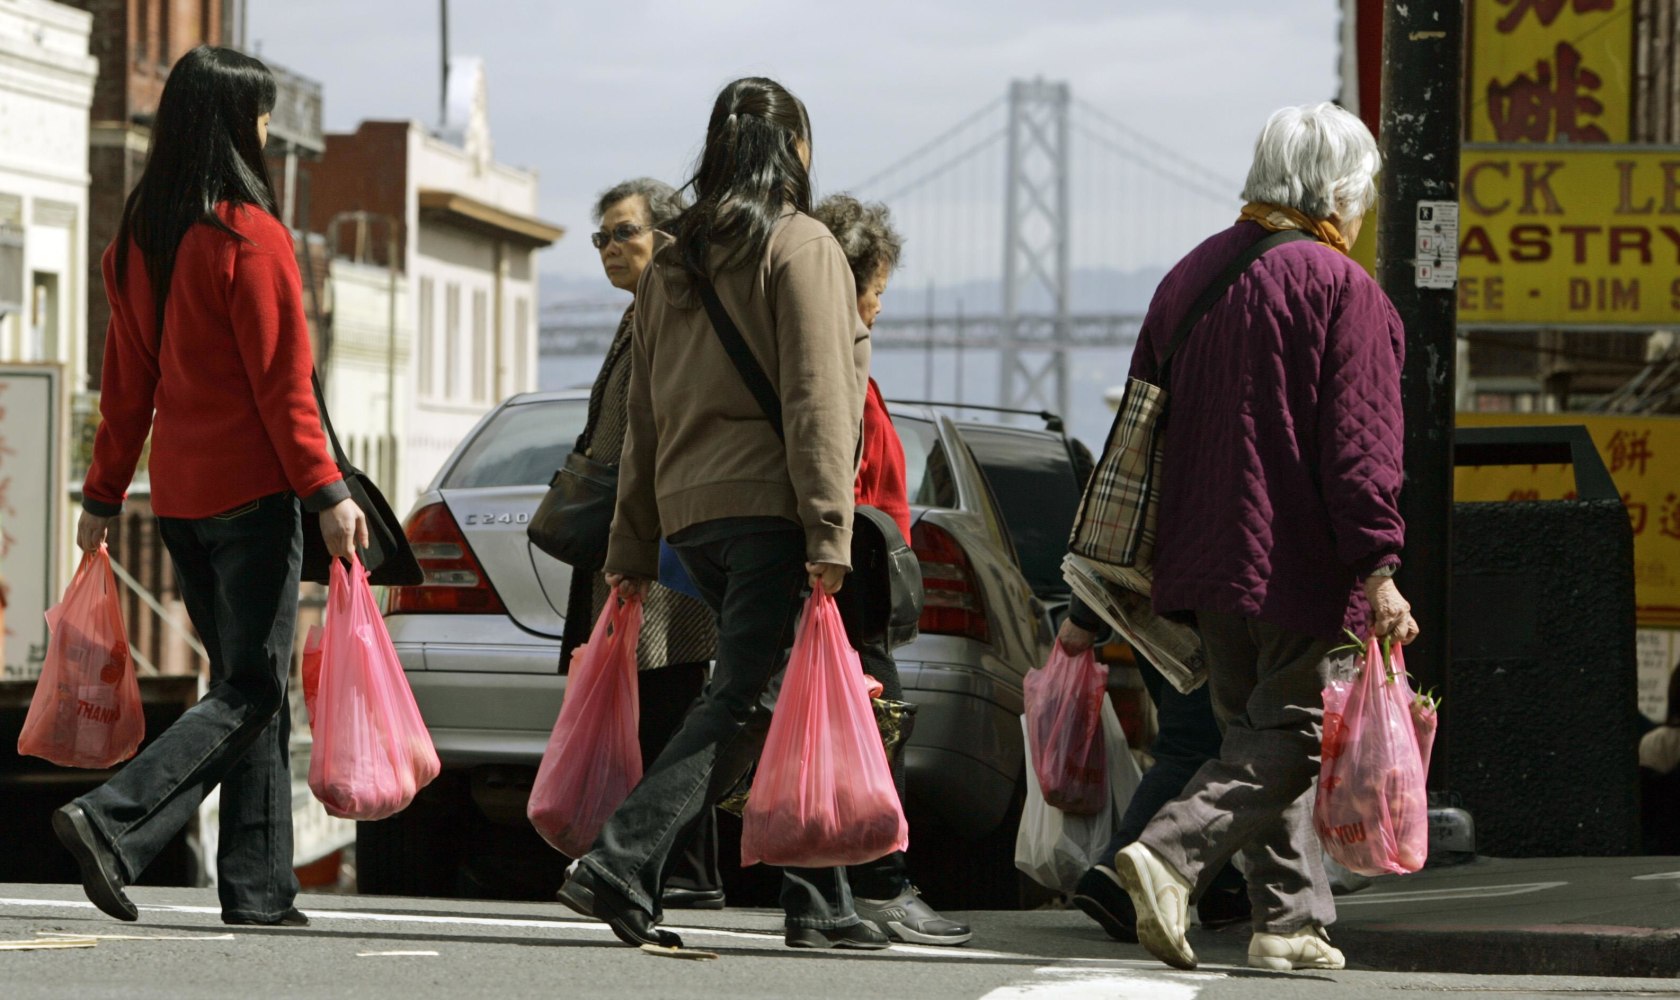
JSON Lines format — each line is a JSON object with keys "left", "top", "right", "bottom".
{"left": 384, "top": 502, "right": 507, "bottom": 615}
{"left": 912, "top": 521, "right": 990, "bottom": 643}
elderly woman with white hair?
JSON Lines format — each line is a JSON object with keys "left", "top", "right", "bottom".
{"left": 1075, "top": 102, "right": 1418, "bottom": 972}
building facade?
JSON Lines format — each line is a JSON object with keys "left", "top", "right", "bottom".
{"left": 299, "top": 59, "right": 561, "bottom": 508}
{"left": 0, "top": 0, "right": 96, "bottom": 378}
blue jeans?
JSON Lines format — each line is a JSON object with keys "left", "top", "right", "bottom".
{"left": 580, "top": 519, "right": 856, "bottom": 930}
{"left": 76, "top": 491, "right": 303, "bottom": 921}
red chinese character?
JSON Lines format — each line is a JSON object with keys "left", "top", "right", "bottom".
{"left": 1659, "top": 493, "right": 1680, "bottom": 542}
{"left": 1486, "top": 42, "right": 1610, "bottom": 142}
{"left": 1605, "top": 429, "right": 1653, "bottom": 477}
{"left": 1494, "top": 0, "right": 1614, "bottom": 32}
{"left": 1623, "top": 492, "right": 1647, "bottom": 535}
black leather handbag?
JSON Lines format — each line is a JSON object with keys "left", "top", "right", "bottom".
{"left": 526, "top": 446, "right": 617, "bottom": 571}
{"left": 300, "top": 371, "right": 423, "bottom": 587}
{"left": 694, "top": 276, "right": 923, "bottom": 649}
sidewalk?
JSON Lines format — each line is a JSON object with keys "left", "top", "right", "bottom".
{"left": 1304, "top": 855, "right": 1680, "bottom": 977}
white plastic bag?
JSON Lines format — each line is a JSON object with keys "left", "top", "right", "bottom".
{"left": 1015, "top": 694, "right": 1143, "bottom": 893}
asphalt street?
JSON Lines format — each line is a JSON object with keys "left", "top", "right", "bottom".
{"left": 3, "top": 884, "right": 1678, "bottom": 999}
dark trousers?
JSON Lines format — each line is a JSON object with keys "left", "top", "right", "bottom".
{"left": 580, "top": 522, "right": 856, "bottom": 929}
{"left": 76, "top": 491, "right": 303, "bottom": 921}
{"left": 635, "top": 661, "right": 720, "bottom": 893}
{"left": 1100, "top": 654, "right": 1243, "bottom": 894}
{"left": 1138, "top": 613, "right": 1348, "bottom": 932}
{"left": 846, "top": 637, "right": 910, "bottom": 900}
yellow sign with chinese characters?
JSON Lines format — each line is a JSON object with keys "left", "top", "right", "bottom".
{"left": 1469, "top": 0, "right": 1632, "bottom": 143}
{"left": 1456, "top": 148, "right": 1680, "bottom": 325}
{"left": 1455, "top": 413, "right": 1680, "bottom": 626}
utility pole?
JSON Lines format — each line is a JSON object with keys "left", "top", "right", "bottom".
{"left": 439, "top": 0, "right": 451, "bottom": 129}
{"left": 1376, "top": 1, "right": 1464, "bottom": 725}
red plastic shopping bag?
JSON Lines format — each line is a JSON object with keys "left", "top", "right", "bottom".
{"left": 527, "top": 589, "right": 644, "bottom": 858}
{"left": 1315, "top": 638, "right": 1432, "bottom": 876}
{"left": 300, "top": 625, "right": 323, "bottom": 726}
{"left": 741, "top": 589, "right": 908, "bottom": 868}
{"left": 18, "top": 546, "right": 143, "bottom": 768}
{"left": 1022, "top": 643, "right": 1108, "bottom": 815}
{"left": 307, "top": 554, "right": 440, "bottom": 820}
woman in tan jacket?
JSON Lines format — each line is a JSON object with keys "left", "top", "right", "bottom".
{"left": 556, "top": 76, "right": 876, "bottom": 951}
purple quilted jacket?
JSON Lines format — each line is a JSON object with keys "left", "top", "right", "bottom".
{"left": 1134, "top": 221, "right": 1406, "bottom": 642}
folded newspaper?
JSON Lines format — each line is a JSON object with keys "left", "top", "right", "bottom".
{"left": 1062, "top": 553, "right": 1207, "bottom": 695}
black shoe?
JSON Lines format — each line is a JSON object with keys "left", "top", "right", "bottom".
{"left": 51, "top": 804, "right": 137, "bottom": 923}
{"left": 556, "top": 868, "right": 682, "bottom": 949}
{"left": 660, "top": 886, "right": 726, "bottom": 910}
{"left": 224, "top": 907, "right": 310, "bottom": 927}
{"left": 1072, "top": 864, "right": 1137, "bottom": 943}
{"left": 1195, "top": 883, "right": 1252, "bottom": 930}
{"left": 785, "top": 922, "right": 892, "bottom": 950}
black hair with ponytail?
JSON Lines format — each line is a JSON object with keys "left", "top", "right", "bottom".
{"left": 670, "top": 77, "right": 813, "bottom": 281}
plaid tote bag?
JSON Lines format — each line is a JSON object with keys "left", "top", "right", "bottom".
{"left": 1068, "top": 230, "right": 1312, "bottom": 588}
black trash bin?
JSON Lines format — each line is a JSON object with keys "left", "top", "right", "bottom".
{"left": 1449, "top": 424, "right": 1640, "bottom": 857}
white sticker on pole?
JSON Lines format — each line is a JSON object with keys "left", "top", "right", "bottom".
{"left": 1414, "top": 200, "right": 1459, "bottom": 289}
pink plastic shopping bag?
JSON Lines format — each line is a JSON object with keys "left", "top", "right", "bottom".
{"left": 527, "top": 590, "right": 644, "bottom": 858}
{"left": 1315, "top": 638, "right": 1432, "bottom": 876}
{"left": 308, "top": 554, "right": 440, "bottom": 820}
{"left": 741, "top": 589, "right": 908, "bottom": 868}
{"left": 300, "top": 625, "right": 324, "bottom": 726}
{"left": 18, "top": 546, "right": 143, "bottom": 769}
{"left": 1022, "top": 643, "right": 1108, "bottom": 815}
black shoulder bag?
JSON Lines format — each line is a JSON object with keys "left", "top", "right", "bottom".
{"left": 694, "top": 275, "right": 924, "bottom": 649}
{"left": 300, "top": 371, "right": 423, "bottom": 586}
{"left": 527, "top": 420, "right": 618, "bottom": 572}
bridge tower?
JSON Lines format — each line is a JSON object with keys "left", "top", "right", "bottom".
{"left": 999, "top": 78, "right": 1072, "bottom": 417}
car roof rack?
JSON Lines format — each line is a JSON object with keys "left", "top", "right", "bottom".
{"left": 886, "top": 399, "right": 1064, "bottom": 434}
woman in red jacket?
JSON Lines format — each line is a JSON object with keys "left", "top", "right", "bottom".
{"left": 813, "top": 195, "right": 970, "bottom": 946}
{"left": 52, "top": 46, "right": 365, "bottom": 928}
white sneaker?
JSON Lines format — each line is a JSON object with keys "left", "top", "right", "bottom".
{"left": 1248, "top": 925, "right": 1346, "bottom": 971}
{"left": 1113, "top": 842, "right": 1196, "bottom": 970}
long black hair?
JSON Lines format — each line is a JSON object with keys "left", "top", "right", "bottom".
{"left": 115, "top": 45, "right": 279, "bottom": 330}
{"left": 671, "top": 77, "right": 813, "bottom": 281}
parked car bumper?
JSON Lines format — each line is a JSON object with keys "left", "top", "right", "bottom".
{"left": 895, "top": 637, "right": 1025, "bottom": 837}
{"left": 388, "top": 613, "right": 565, "bottom": 769}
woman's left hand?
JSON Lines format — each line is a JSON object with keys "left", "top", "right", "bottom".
{"left": 806, "top": 562, "right": 846, "bottom": 595}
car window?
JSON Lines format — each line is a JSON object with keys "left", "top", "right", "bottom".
{"left": 894, "top": 414, "right": 959, "bottom": 510}
{"left": 440, "top": 399, "right": 588, "bottom": 489}
{"left": 959, "top": 425, "right": 1084, "bottom": 599}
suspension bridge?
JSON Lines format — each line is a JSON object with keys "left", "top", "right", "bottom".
{"left": 538, "top": 79, "right": 1244, "bottom": 421}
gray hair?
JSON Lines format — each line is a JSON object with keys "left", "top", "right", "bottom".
{"left": 592, "top": 177, "right": 686, "bottom": 228}
{"left": 811, "top": 193, "right": 903, "bottom": 290}
{"left": 1240, "top": 102, "right": 1380, "bottom": 221}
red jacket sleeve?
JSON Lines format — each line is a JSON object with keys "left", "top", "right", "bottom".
{"left": 225, "top": 212, "right": 345, "bottom": 511}
{"left": 82, "top": 243, "right": 160, "bottom": 516}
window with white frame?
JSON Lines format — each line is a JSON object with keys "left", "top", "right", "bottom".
{"left": 471, "top": 288, "right": 488, "bottom": 403}
{"left": 417, "top": 276, "right": 435, "bottom": 397}
{"left": 444, "top": 283, "right": 461, "bottom": 399}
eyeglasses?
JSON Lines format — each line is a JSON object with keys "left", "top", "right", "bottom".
{"left": 591, "top": 223, "right": 652, "bottom": 249}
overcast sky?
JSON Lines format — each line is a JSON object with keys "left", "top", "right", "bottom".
{"left": 248, "top": 1, "right": 1343, "bottom": 284}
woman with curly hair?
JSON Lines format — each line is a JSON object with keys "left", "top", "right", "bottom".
{"left": 812, "top": 193, "right": 971, "bottom": 946}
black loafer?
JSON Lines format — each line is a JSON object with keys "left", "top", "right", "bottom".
{"left": 785, "top": 922, "right": 891, "bottom": 950}
{"left": 1072, "top": 864, "right": 1137, "bottom": 943}
{"left": 660, "top": 886, "right": 726, "bottom": 910}
{"left": 51, "top": 804, "right": 137, "bottom": 922}
{"left": 557, "top": 868, "right": 682, "bottom": 949}
{"left": 224, "top": 907, "right": 310, "bottom": 927}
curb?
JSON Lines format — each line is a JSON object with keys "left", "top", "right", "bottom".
{"left": 1335, "top": 923, "right": 1680, "bottom": 979}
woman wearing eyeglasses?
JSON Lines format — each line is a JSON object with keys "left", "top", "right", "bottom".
{"left": 555, "top": 178, "right": 725, "bottom": 911}
{"left": 557, "top": 77, "right": 877, "bottom": 951}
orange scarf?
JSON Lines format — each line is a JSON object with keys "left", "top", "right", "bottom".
{"left": 1237, "top": 202, "right": 1350, "bottom": 256}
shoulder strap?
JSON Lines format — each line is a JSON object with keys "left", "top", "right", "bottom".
{"left": 1156, "top": 229, "right": 1315, "bottom": 382}
{"left": 694, "top": 272, "right": 786, "bottom": 441}
{"left": 310, "top": 369, "right": 352, "bottom": 472}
